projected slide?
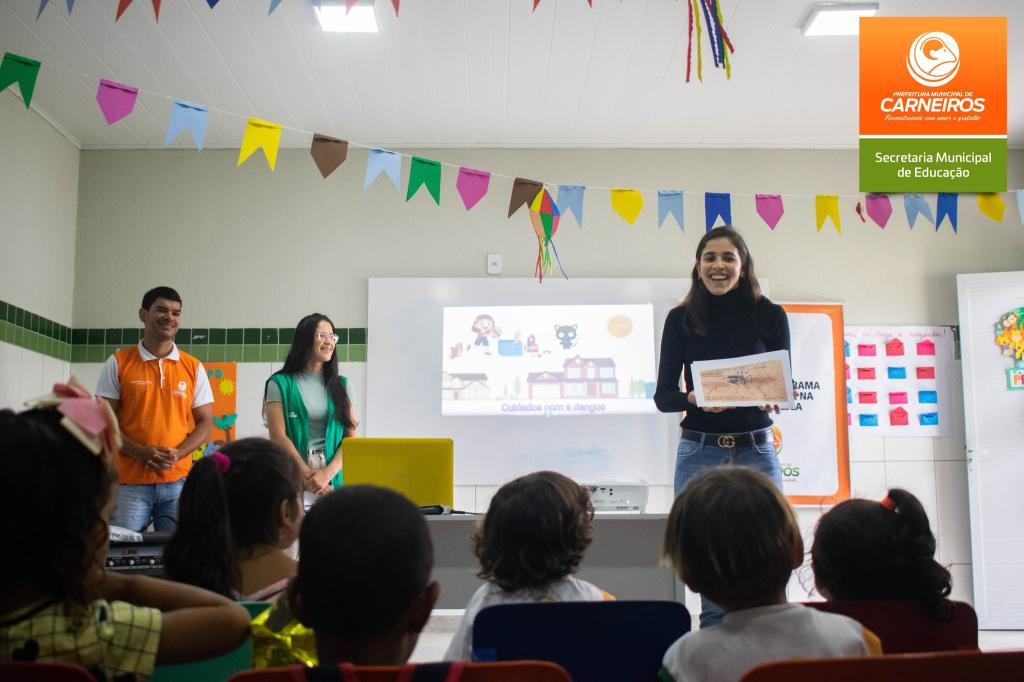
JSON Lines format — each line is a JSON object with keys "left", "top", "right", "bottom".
{"left": 442, "top": 304, "right": 657, "bottom": 416}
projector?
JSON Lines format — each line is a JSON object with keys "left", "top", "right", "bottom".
{"left": 578, "top": 479, "right": 649, "bottom": 513}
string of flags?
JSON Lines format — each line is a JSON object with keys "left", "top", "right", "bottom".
{"left": 2, "top": 49, "right": 1022, "bottom": 284}
{"left": 36, "top": 0, "right": 404, "bottom": 19}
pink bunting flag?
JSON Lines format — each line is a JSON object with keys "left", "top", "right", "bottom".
{"left": 754, "top": 194, "right": 784, "bottom": 230}
{"left": 456, "top": 167, "right": 490, "bottom": 211}
{"left": 96, "top": 79, "right": 138, "bottom": 125}
{"left": 865, "top": 194, "right": 893, "bottom": 229}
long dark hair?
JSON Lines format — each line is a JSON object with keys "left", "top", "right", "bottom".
{"left": 0, "top": 408, "right": 117, "bottom": 609}
{"left": 680, "top": 226, "right": 762, "bottom": 336}
{"left": 265, "top": 313, "right": 355, "bottom": 430}
{"left": 163, "top": 438, "right": 302, "bottom": 596}
{"left": 811, "top": 488, "right": 953, "bottom": 621}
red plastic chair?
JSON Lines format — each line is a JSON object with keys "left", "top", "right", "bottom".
{"left": 803, "top": 600, "right": 978, "bottom": 653}
{"left": 739, "top": 650, "right": 1024, "bottom": 682}
{"left": 230, "top": 661, "right": 572, "bottom": 682}
{"left": 0, "top": 662, "right": 97, "bottom": 681}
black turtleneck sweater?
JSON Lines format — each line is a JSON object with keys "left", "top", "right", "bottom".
{"left": 654, "top": 288, "right": 790, "bottom": 433}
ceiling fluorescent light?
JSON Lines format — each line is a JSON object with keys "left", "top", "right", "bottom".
{"left": 801, "top": 3, "right": 878, "bottom": 36}
{"left": 316, "top": 5, "right": 378, "bottom": 33}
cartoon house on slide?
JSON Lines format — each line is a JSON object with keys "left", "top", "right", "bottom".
{"left": 527, "top": 356, "right": 618, "bottom": 399}
{"left": 442, "top": 372, "right": 490, "bottom": 400}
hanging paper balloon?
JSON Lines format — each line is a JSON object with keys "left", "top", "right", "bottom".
{"left": 528, "top": 188, "right": 568, "bottom": 282}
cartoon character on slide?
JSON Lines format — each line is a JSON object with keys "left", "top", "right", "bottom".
{"left": 471, "top": 314, "right": 502, "bottom": 349}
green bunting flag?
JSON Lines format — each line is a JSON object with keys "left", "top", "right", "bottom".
{"left": 407, "top": 156, "right": 442, "bottom": 205}
{"left": 0, "top": 53, "right": 42, "bottom": 108}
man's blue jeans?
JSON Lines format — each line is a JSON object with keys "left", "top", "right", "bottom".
{"left": 111, "top": 479, "right": 185, "bottom": 532}
{"left": 673, "top": 429, "right": 783, "bottom": 629}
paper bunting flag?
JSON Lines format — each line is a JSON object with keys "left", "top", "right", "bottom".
{"left": 755, "top": 194, "right": 784, "bottom": 230}
{"left": 815, "top": 195, "right": 841, "bottom": 234}
{"left": 658, "top": 190, "right": 684, "bottom": 231}
{"left": 407, "top": 157, "right": 442, "bottom": 205}
{"left": 865, "top": 194, "right": 892, "bottom": 229}
{"left": 207, "top": 0, "right": 221, "bottom": 7}
{"left": 686, "top": 0, "right": 735, "bottom": 82}
{"left": 96, "top": 79, "right": 139, "bottom": 125}
{"left": 0, "top": 53, "right": 41, "bottom": 108}
{"left": 268, "top": 0, "right": 282, "bottom": 13}
{"left": 509, "top": 178, "right": 543, "bottom": 218}
{"left": 610, "top": 189, "right": 643, "bottom": 225}
{"left": 529, "top": 188, "right": 567, "bottom": 282}
{"left": 37, "top": 0, "right": 75, "bottom": 18}
{"left": 903, "top": 194, "right": 934, "bottom": 228}
{"left": 556, "top": 185, "right": 586, "bottom": 228}
{"left": 390, "top": 0, "right": 400, "bottom": 15}
{"left": 310, "top": 134, "right": 348, "bottom": 179}
{"left": 345, "top": 0, "right": 357, "bottom": 13}
{"left": 364, "top": 148, "right": 401, "bottom": 190}
{"left": 237, "top": 118, "right": 283, "bottom": 171}
{"left": 854, "top": 200, "right": 867, "bottom": 223}
{"left": 976, "top": 193, "right": 1005, "bottom": 223}
{"left": 116, "top": 0, "right": 161, "bottom": 21}
{"left": 704, "top": 192, "right": 731, "bottom": 231}
{"left": 164, "top": 100, "right": 208, "bottom": 151}
{"left": 1017, "top": 190, "right": 1024, "bottom": 225}
{"left": 936, "top": 193, "right": 958, "bottom": 232}
{"left": 456, "top": 167, "right": 490, "bottom": 211}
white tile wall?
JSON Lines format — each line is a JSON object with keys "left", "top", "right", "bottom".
{"left": 0, "top": 342, "right": 70, "bottom": 410}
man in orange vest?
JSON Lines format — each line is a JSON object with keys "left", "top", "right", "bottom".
{"left": 96, "top": 286, "right": 214, "bottom": 532}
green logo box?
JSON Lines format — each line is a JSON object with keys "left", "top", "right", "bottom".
{"left": 860, "top": 137, "right": 1006, "bottom": 192}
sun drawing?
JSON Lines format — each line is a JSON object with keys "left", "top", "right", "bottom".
{"left": 218, "top": 378, "right": 236, "bottom": 397}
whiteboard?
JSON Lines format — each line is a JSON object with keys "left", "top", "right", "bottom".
{"left": 957, "top": 271, "right": 1024, "bottom": 629}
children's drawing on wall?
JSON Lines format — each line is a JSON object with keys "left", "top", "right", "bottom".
{"left": 191, "top": 362, "right": 238, "bottom": 459}
{"left": 994, "top": 307, "right": 1024, "bottom": 390}
{"left": 442, "top": 305, "right": 657, "bottom": 416}
{"left": 844, "top": 326, "right": 952, "bottom": 436}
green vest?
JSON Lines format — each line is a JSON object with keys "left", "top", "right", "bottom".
{"left": 269, "top": 372, "right": 346, "bottom": 488}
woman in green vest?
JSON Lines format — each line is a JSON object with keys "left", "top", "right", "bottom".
{"left": 264, "top": 313, "right": 358, "bottom": 506}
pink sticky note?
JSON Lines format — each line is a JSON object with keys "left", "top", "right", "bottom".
{"left": 857, "top": 344, "right": 876, "bottom": 357}
{"left": 96, "top": 79, "right": 139, "bottom": 125}
{"left": 885, "top": 338, "right": 905, "bottom": 356}
{"left": 890, "top": 407, "right": 909, "bottom": 425}
{"left": 889, "top": 391, "right": 908, "bottom": 404}
{"left": 917, "top": 340, "right": 936, "bottom": 356}
{"left": 857, "top": 367, "right": 876, "bottom": 380}
{"left": 859, "top": 391, "right": 877, "bottom": 404}
{"left": 455, "top": 166, "right": 491, "bottom": 211}
{"left": 917, "top": 366, "right": 936, "bottom": 379}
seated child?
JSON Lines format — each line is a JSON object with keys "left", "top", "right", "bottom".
{"left": 444, "top": 470, "right": 611, "bottom": 661}
{"left": 288, "top": 485, "right": 439, "bottom": 665}
{"left": 811, "top": 487, "right": 953, "bottom": 621}
{"left": 659, "top": 466, "right": 880, "bottom": 682}
{"left": 0, "top": 383, "right": 250, "bottom": 681}
{"left": 164, "top": 438, "right": 304, "bottom": 601}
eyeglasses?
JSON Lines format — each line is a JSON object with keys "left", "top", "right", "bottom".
{"left": 316, "top": 332, "right": 340, "bottom": 344}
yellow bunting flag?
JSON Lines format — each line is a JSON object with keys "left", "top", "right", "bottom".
{"left": 237, "top": 118, "right": 283, "bottom": 171}
{"left": 610, "top": 188, "right": 644, "bottom": 225}
{"left": 815, "top": 194, "right": 841, "bottom": 234}
{"left": 977, "top": 193, "right": 1005, "bottom": 223}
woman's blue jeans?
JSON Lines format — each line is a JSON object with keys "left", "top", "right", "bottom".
{"left": 673, "top": 429, "right": 783, "bottom": 629}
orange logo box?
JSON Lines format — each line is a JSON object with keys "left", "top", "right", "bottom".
{"left": 860, "top": 17, "right": 1006, "bottom": 136}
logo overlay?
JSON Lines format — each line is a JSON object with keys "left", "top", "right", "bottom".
{"left": 860, "top": 17, "right": 1006, "bottom": 192}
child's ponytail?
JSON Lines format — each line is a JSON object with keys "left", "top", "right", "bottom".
{"left": 885, "top": 488, "right": 953, "bottom": 620}
{"left": 164, "top": 456, "right": 237, "bottom": 596}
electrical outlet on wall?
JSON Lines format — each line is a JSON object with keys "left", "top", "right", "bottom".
{"left": 486, "top": 254, "right": 502, "bottom": 275}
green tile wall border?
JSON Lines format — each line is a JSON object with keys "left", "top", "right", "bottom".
{"left": 0, "top": 301, "right": 368, "bottom": 364}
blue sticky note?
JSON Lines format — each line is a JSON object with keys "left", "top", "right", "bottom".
{"left": 497, "top": 340, "right": 523, "bottom": 357}
{"left": 887, "top": 366, "right": 907, "bottom": 379}
{"left": 919, "top": 412, "right": 939, "bottom": 426}
{"left": 844, "top": 340, "right": 850, "bottom": 357}
{"left": 846, "top": 387, "right": 852, "bottom": 404}
{"left": 859, "top": 414, "right": 879, "bottom": 427}
{"left": 918, "top": 390, "right": 938, "bottom": 404}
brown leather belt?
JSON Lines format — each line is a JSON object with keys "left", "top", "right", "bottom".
{"left": 681, "top": 428, "right": 773, "bottom": 449}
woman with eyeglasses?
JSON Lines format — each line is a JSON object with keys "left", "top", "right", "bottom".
{"left": 264, "top": 313, "right": 358, "bottom": 506}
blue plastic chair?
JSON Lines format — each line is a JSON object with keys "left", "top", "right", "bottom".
{"left": 471, "top": 600, "right": 690, "bottom": 682}
{"left": 151, "top": 601, "right": 270, "bottom": 682}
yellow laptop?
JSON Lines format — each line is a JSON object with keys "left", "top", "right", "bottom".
{"left": 342, "top": 437, "right": 454, "bottom": 507}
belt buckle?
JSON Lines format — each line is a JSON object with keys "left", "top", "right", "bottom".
{"left": 717, "top": 434, "right": 736, "bottom": 448}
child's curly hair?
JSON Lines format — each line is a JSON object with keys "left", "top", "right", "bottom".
{"left": 0, "top": 408, "right": 117, "bottom": 608}
{"left": 473, "top": 471, "right": 594, "bottom": 592}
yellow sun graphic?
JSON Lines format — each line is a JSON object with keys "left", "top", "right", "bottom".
{"left": 218, "top": 378, "right": 236, "bottom": 397}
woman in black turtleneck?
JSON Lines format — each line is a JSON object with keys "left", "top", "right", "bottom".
{"left": 654, "top": 226, "right": 790, "bottom": 628}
